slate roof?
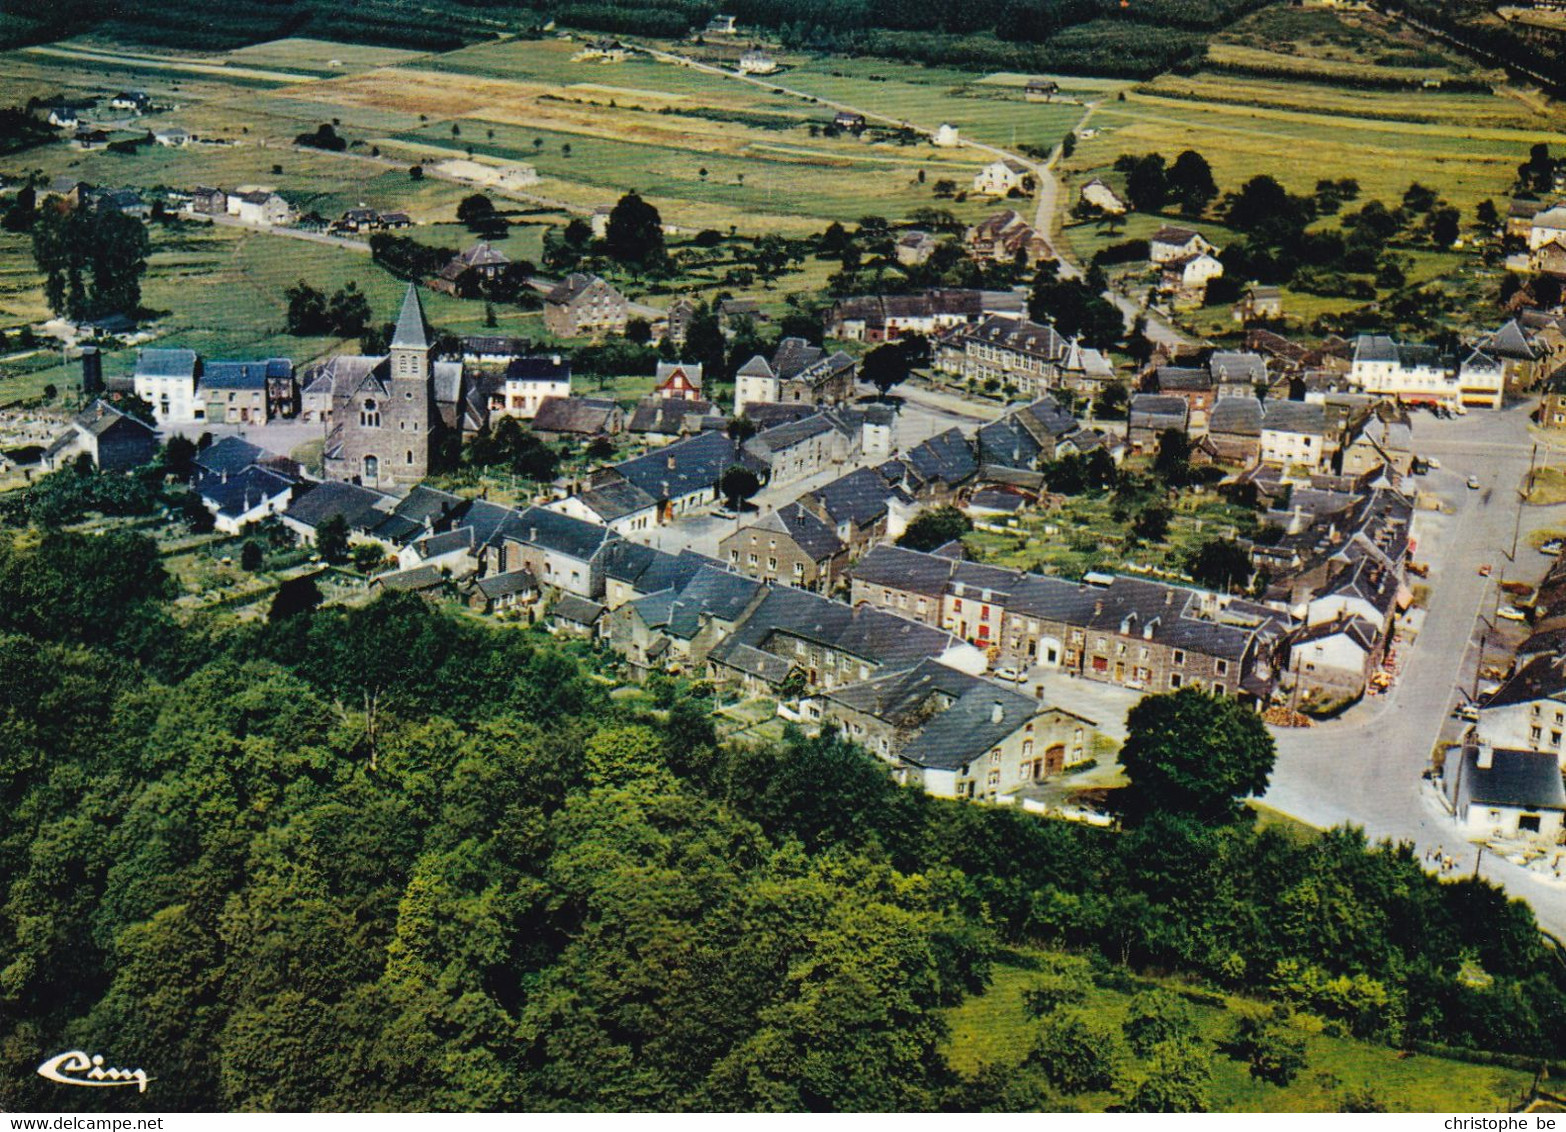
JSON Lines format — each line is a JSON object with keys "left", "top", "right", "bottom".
{"left": 850, "top": 544, "right": 958, "bottom": 599}
{"left": 394, "top": 485, "right": 468, "bottom": 530}
{"left": 743, "top": 402, "right": 815, "bottom": 429}
{"left": 771, "top": 337, "right": 824, "bottom": 380}
{"left": 475, "top": 568, "right": 537, "bottom": 600}
{"left": 810, "top": 466, "right": 907, "bottom": 529}
{"left": 203, "top": 358, "right": 291, "bottom": 389}
{"left": 905, "top": 427, "right": 977, "bottom": 486}
{"left": 70, "top": 399, "right": 155, "bottom": 440}
{"left": 285, "top": 480, "right": 393, "bottom": 531}
{"left": 574, "top": 479, "right": 658, "bottom": 522}
{"left": 664, "top": 566, "right": 764, "bottom": 639}
{"left": 532, "top": 396, "right": 618, "bottom": 435}
{"left": 628, "top": 397, "right": 719, "bottom": 436}
{"left": 193, "top": 435, "right": 268, "bottom": 475}
{"left": 614, "top": 430, "right": 736, "bottom": 501}
{"left": 906, "top": 686, "right": 1064, "bottom": 770}
{"left": 749, "top": 503, "right": 844, "bottom": 562}
{"left": 1291, "top": 614, "right": 1380, "bottom": 655}
{"left": 506, "top": 505, "right": 615, "bottom": 561}
{"left": 1484, "top": 319, "right": 1537, "bottom": 361}
{"left": 135, "top": 348, "right": 198, "bottom": 380}
{"left": 969, "top": 488, "right": 1028, "bottom": 513}
{"left": 1208, "top": 396, "right": 1263, "bottom": 436}
{"left": 408, "top": 526, "right": 475, "bottom": 559}
{"left": 390, "top": 284, "right": 429, "bottom": 351}
{"left": 1150, "top": 225, "right": 1201, "bottom": 246}
{"left": 1155, "top": 366, "right": 1212, "bottom": 393}
{"left": 1213, "top": 349, "right": 1271, "bottom": 384}
{"left": 552, "top": 593, "right": 606, "bottom": 626}
{"left": 1450, "top": 744, "right": 1566, "bottom": 811}
{"left": 1129, "top": 394, "right": 1189, "bottom": 429}
{"left": 1263, "top": 400, "right": 1326, "bottom": 436}
{"left": 546, "top": 272, "right": 614, "bottom": 305}
{"left": 198, "top": 466, "right": 294, "bottom": 518}
{"left": 1484, "top": 654, "right": 1566, "bottom": 709}
{"left": 505, "top": 355, "right": 572, "bottom": 383}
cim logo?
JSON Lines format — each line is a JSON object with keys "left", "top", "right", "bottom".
{"left": 37, "top": 1050, "right": 152, "bottom": 1093}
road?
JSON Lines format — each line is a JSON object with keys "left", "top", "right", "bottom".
{"left": 1261, "top": 404, "right": 1566, "bottom": 935}
{"left": 188, "top": 210, "right": 372, "bottom": 253}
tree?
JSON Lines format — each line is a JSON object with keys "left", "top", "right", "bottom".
{"left": 1114, "top": 686, "right": 1277, "bottom": 825}
{"left": 605, "top": 191, "right": 665, "bottom": 268}
{"left": 285, "top": 280, "right": 330, "bottom": 336}
{"left": 1093, "top": 382, "right": 1130, "bottom": 421}
{"left": 1028, "top": 1009, "right": 1124, "bottom": 1094}
{"left": 897, "top": 505, "right": 972, "bottom": 552}
{"left": 31, "top": 206, "right": 151, "bottom": 320}
{"left": 161, "top": 435, "right": 198, "bottom": 480}
{"left": 1125, "top": 153, "right": 1168, "bottom": 213}
{"left": 269, "top": 574, "right": 322, "bottom": 620}
{"left": 1151, "top": 429, "right": 1191, "bottom": 486}
{"left": 457, "top": 193, "right": 500, "bottom": 233}
{"left": 719, "top": 465, "right": 762, "bottom": 511}
{"left": 624, "top": 317, "right": 652, "bottom": 345}
{"left": 1187, "top": 538, "right": 1252, "bottom": 593}
{"left": 1121, "top": 1038, "right": 1211, "bottom": 1112}
{"left": 862, "top": 342, "right": 912, "bottom": 400}
{"left": 1428, "top": 206, "right": 1460, "bottom": 248}
{"left": 240, "top": 541, "right": 264, "bottom": 571}
{"left": 1226, "top": 1009, "right": 1307, "bottom": 1087}
{"left": 316, "top": 514, "right": 350, "bottom": 565}
{"left": 1475, "top": 199, "right": 1499, "bottom": 231}
{"left": 1132, "top": 503, "right": 1171, "bottom": 543}
{"left": 352, "top": 542, "right": 387, "bottom": 573}
{"left": 327, "top": 283, "right": 372, "bottom": 338}
{"left": 1167, "top": 150, "right": 1217, "bottom": 217}
{"left": 1060, "top": 132, "right": 1076, "bottom": 160}
{"left": 1122, "top": 990, "right": 1200, "bottom": 1057}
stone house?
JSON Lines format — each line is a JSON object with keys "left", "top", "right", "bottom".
{"left": 548, "top": 479, "right": 659, "bottom": 536}
{"left": 134, "top": 348, "right": 203, "bottom": 425}
{"left": 719, "top": 502, "right": 847, "bottom": 591}
{"left": 972, "top": 159, "right": 1034, "bottom": 197}
{"left": 41, "top": 400, "right": 158, "bottom": 473}
{"left": 742, "top": 411, "right": 858, "bottom": 490}
{"left": 1205, "top": 396, "right": 1263, "bottom": 465}
{"left": 1444, "top": 742, "right": 1566, "bottom": 843}
{"left": 543, "top": 273, "right": 628, "bottom": 338}
{"left": 531, "top": 396, "right": 625, "bottom": 439}
{"left": 1259, "top": 399, "right": 1332, "bottom": 471}
{"left": 1079, "top": 178, "right": 1128, "bottom": 215}
{"left": 495, "top": 505, "right": 617, "bottom": 600}
{"left": 1284, "top": 614, "right": 1383, "bottom": 703}
{"left": 817, "top": 657, "right": 1097, "bottom": 799}
{"left": 964, "top": 210, "right": 1052, "bottom": 265}
{"left": 1126, "top": 394, "right": 1188, "bottom": 454}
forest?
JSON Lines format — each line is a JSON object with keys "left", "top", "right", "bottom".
{"left": 1, "top": 522, "right": 1565, "bottom": 1111}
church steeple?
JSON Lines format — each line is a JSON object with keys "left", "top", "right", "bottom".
{"left": 390, "top": 283, "right": 429, "bottom": 380}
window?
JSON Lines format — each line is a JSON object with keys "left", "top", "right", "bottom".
{"left": 730, "top": 550, "right": 740, "bottom": 562}
{"left": 1216, "top": 659, "right": 1228, "bottom": 675}
{"left": 748, "top": 553, "right": 758, "bottom": 565}
{"left": 953, "top": 599, "right": 963, "bottom": 612}
{"left": 406, "top": 450, "right": 414, "bottom": 465}
{"left": 1170, "top": 673, "right": 1183, "bottom": 689}
{"left": 767, "top": 557, "right": 777, "bottom": 570}
{"left": 362, "top": 454, "right": 379, "bottom": 481}
{"left": 1531, "top": 726, "right": 1543, "bottom": 742}
{"left": 793, "top": 561, "right": 804, "bottom": 575}
{"left": 360, "top": 399, "right": 380, "bottom": 427}
{"left": 990, "top": 750, "right": 1002, "bottom": 765}
{"left": 1213, "top": 683, "right": 1225, "bottom": 696}
{"left": 1173, "top": 649, "right": 1186, "bottom": 665}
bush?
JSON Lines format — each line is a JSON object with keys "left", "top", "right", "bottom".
{"left": 1028, "top": 1009, "right": 1124, "bottom": 1094}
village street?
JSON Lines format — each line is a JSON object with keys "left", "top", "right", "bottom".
{"left": 1263, "top": 404, "right": 1566, "bottom": 937}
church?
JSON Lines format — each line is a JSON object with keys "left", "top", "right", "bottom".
{"left": 318, "top": 284, "right": 485, "bottom": 490}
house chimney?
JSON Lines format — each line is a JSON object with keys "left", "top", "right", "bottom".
{"left": 1476, "top": 741, "right": 1493, "bottom": 770}
{"left": 1093, "top": 600, "right": 1104, "bottom": 616}
{"left": 529, "top": 526, "right": 537, "bottom": 543}
{"left": 991, "top": 701, "right": 1004, "bottom": 725}
{"left": 551, "top": 354, "right": 561, "bottom": 366}
{"left": 666, "top": 454, "right": 677, "bottom": 471}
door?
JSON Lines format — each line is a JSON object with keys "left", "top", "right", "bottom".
{"left": 1044, "top": 744, "right": 1066, "bottom": 776}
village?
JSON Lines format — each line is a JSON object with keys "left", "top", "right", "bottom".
{"left": 9, "top": 10, "right": 1566, "bottom": 932}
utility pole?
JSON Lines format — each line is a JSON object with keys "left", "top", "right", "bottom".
{"left": 1473, "top": 843, "right": 1484, "bottom": 879}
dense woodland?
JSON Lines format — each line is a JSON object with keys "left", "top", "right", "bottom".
{"left": 1, "top": 523, "right": 1564, "bottom": 1111}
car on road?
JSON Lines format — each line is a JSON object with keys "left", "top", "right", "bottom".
{"left": 1542, "top": 539, "right": 1564, "bottom": 557}
{"left": 1498, "top": 605, "right": 1529, "bottom": 622}
{"left": 712, "top": 506, "right": 738, "bottom": 519}
{"left": 1455, "top": 703, "right": 1480, "bottom": 722}
{"left": 1478, "top": 563, "right": 1493, "bottom": 577}
{"left": 1467, "top": 475, "right": 1481, "bottom": 489}
{"left": 1426, "top": 457, "right": 1441, "bottom": 470}
{"left": 992, "top": 665, "right": 1025, "bottom": 683}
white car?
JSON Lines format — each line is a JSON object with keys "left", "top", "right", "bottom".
{"left": 1467, "top": 475, "right": 1480, "bottom": 490}
{"left": 992, "top": 666, "right": 1025, "bottom": 683}
{"left": 1425, "top": 457, "right": 1441, "bottom": 470}
{"left": 1498, "top": 605, "right": 1528, "bottom": 622}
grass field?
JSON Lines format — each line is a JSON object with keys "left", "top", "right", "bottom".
{"left": 945, "top": 951, "right": 1534, "bottom": 1112}
{"left": 1061, "top": 8, "right": 1563, "bottom": 225}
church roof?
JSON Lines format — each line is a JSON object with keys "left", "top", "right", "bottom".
{"left": 391, "top": 284, "right": 429, "bottom": 351}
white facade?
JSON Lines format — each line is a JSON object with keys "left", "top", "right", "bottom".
{"left": 973, "top": 160, "right": 1029, "bottom": 196}
{"left": 546, "top": 494, "right": 657, "bottom": 536}
{"left": 1458, "top": 353, "right": 1505, "bottom": 409}
{"left": 1529, "top": 207, "right": 1566, "bottom": 252}
{"left": 1260, "top": 427, "right": 1325, "bottom": 471}
{"left": 501, "top": 374, "right": 572, "bottom": 419}
{"left": 1174, "top": 253, "right": 1224, "bottom": 288}
{"left": 734, "top": 371, "right": 780, "bottom": 415}
{"left": 1080, "top": 179, "right": 1128, "bottom": 215}
{"left": 934, "top": 123, "right": 959, "bottom": 147}
{"left": 1477, "top": 700, "right": 1566, "bottom": 767}
{"left": 134, "top": 372, "right": 203, "bottom": 425}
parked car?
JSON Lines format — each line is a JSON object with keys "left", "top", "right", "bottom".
{"left": 1407, "top": 561, "right": 1430, "bottom": 578}
{"left": 992, "top": 665, "right": 1025, "bottom": 683}
{"left": 1542, "top": 539, "right": 1564, "bottom": 557}
{"left": 1478, "top": 563, "right": 1493, "bottom": 577}
{"left": 1498, "top": 605, "right": 1528, "bottom": 622}
{"left": 1467, "top": 475, "right": 1481, "bottom": 490}
{"left": 1427, "top": 457, "right": 1442, "bottom": 470}
{"left": 1456, "top": 703, "right": 1480, "bottom": 722}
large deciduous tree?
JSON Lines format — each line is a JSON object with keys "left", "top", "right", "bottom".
{"left": 32, "top": 205, "right": 151, "bottom": 321}
{"left": 1114, "top": 686, "right": 1276, "bottom": 826}
{"left": 605, "top": 191, "right": 665, "bottom": 268}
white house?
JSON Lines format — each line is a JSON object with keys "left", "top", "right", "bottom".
{"left": 547, "top": 480, "right": 660, "bottom": 536}
{"left": 972, "top": 159, "right": 1032, "bottom": 197}
{"left": 934, "top": 123, "right": 959, "bottom": 147}
{"left": 734, "top": 355, "right": 779, "bottom": 415}
{"left": 133, "top": 348, "right": 203, "bottom": 425}
{"left": 1079, "top": 178, "right": 1128, "bottom": 215}
{"left": 153, "top": 127, "right": 190, "bottom": 147}
{"left": 1475, "top": 654, "right": 1566, "bottom": 767}
{"left": 738, "top": 49, "right": 778, "bottom": 75}
{"left": 1149, "top": 226, "right": 1215, "bottom": 264}
{"left": 1349, "top": 335, "right": 1458, "bottom": 407}
{"left": 1163, "top": 252, "right": 1224, "bottom": 291}
{"left": 228, "top": 190, "right": 293, "bottom": 227}
{"left": 1529, "top": 206, "right": 1566, "bottom": 252}
{"left": 1259, "top": 400, "right": 1328, "bottom": 471}
{"left": 199, "top": 466, "right": 296, "bottom": 534}
{"left": 499, "top": 355, "right": 573, "bottom": 419}
{"left": 1445, "top": 742, "right": 1566, "bottom": 843}
{"left": 1457, "top": 348, "right": 1505, "bottom": 410}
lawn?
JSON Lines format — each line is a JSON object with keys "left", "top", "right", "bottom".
{"left": 945, "top": 950, "right": 1534, "bottom": 1112}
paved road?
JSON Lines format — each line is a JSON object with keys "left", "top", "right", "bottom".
{"left": 1262, "top": 404, "right": 1566, "bottom": 934}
